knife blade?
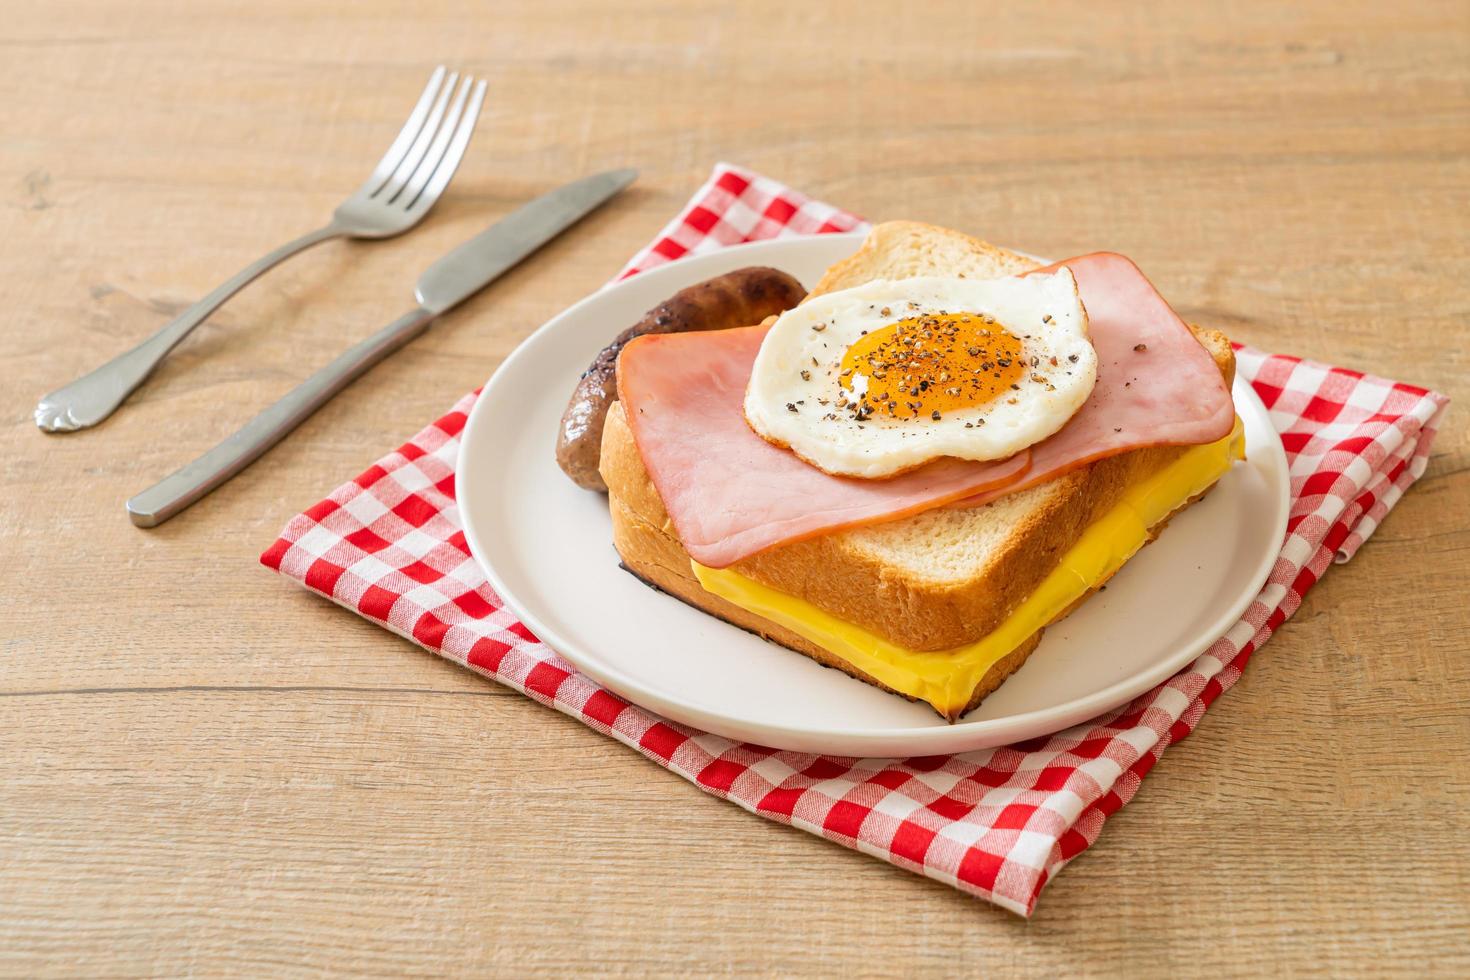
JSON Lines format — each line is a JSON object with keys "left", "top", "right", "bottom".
{"left": 125, "top": 168, "right": 637, "bottom": 528}
{"left": 416, "top": 167, "right": 637, "bottom": 314}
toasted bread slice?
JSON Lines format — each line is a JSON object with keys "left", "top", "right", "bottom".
{"left": 607, "top": 484, "right": 1046, "bottom": 718}
{"left": 602, "top": 222, "right": 1235, "bottom": 718}
{"left": 811, "top": 220, "right": 1038, "bottom": 294}
{"left": 605, "top": 442, "right": 1213, "bottom": 720}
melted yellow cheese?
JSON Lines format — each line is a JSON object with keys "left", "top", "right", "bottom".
{"left": 692, "top": 419, "right": 1245, "bottom": 716}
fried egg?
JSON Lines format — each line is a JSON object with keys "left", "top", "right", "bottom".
{"left": 743, "top": 271, "right": 1097, "bottom": 478}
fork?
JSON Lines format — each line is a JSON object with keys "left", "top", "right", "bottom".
{"left": 35, "top": 65, "right": 488, "bottom": 433}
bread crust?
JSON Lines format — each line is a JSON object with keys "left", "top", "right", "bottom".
{"left": 809, "top": 220, "right": 1040, "bottom": 296}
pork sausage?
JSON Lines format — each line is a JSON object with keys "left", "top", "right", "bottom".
{"left": 556, "top": 266, "right": 806, "bottom": 490}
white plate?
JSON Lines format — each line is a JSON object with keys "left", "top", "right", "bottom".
{"left": 458, "top": 235, "right": 1290, "bottom": 757}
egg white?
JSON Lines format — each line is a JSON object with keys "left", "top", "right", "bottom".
{"left": 743, "top": 271, "right": 1097, "bottom": 478}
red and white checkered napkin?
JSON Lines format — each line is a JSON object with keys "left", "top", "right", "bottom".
{"left": 262, "top": 164, "right": 1450, "bottom": 916}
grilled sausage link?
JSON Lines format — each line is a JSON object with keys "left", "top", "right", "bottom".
{"left": 556, "top": 266, "right": 806, "bottom": 490}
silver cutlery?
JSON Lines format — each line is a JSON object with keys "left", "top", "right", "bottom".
{"left": 125, "top": 168, "right": 638, "bottom": 528}
{"left": 36, "top": 65, "right": 487, "bottom": 434}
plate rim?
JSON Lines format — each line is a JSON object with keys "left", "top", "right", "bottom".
{"left": 457, "top": 235, "right": 1291, "bottom": 753}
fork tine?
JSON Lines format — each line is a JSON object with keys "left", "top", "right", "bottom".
{"left": 393, "top": 74, "right": 474, "bottom": 207}
{"left": 405, "top": 78, "right": 487, "bottom": 213}
{"left": 365, "top": 66, "right": 446, "bottom": 191}
{"left": 376, "top": 70, "right": 458, "bottom": 200}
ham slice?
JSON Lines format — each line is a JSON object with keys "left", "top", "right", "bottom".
{"left": 617, "top": 325, "right": 1032, "bottom": 568}
{"left": 616, "top": 251, "right": 1235, "bottom": 568}
{"left": 950, "top": 252, "right": 1236, "bottom": 508}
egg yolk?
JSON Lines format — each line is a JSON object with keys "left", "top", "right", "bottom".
{"left": 838, "top": 312, "right": 1027, "bottom": 419}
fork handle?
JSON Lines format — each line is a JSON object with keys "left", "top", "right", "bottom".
{"left": 35, "top": 222, "right": 343, "bottom": 432}
{"left": 126, "top": 307, "right": 438, "bottom": 528}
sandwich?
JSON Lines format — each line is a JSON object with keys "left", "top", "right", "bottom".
{"left": 590, "top": 222, "right": 1241, "bottom": 721}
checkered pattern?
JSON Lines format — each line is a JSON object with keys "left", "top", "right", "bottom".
{"left": 261, "top": 164, "right": 1450, "bottom": 916}
{"left": 614, "top": 162, "right": 865, "bottom": 278}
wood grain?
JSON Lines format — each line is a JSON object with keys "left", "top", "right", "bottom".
{"left": 2, "top": 0, "right": 1467, "bottom": 975}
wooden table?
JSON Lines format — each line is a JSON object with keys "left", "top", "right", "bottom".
{"left": 3, "top": 1, "right": 1467, "bottom": 975}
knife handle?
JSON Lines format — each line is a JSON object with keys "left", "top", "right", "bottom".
{"left": 127, "top": 307, "right": 436, "bottom": 528}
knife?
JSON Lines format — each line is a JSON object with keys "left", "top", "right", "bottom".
{"left": 126, "top": 168, "right": 637, "bottom": 528}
